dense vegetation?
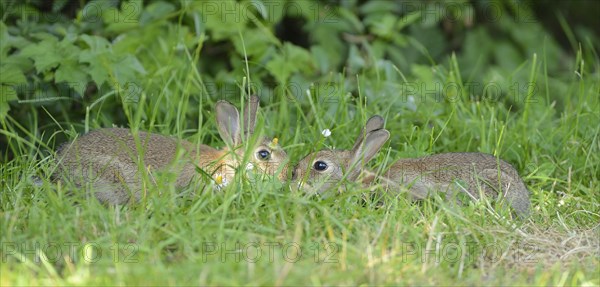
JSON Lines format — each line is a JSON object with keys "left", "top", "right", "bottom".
{"left": 1, "top": 0, "right": 598, "bottom": 285}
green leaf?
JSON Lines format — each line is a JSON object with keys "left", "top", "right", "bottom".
{"left": 304, "top": 11, "right": 354, "bottom": 71}
{"left": 19, "top": 37, "right": 62, "bottom": 73}
{"left": 396, "top": 11, "right": 422, "bottom": 31}
{"left": 367, "top": 13, "right": 397, "bottom": 39}
{"left": 79, "top": 35, "right": 114, "bottom": 86}
{"left": 80, "top": 34, "right": 111, "bottom": 54}
{"left": 266, "top": 54, "right": 292, "bottom": 84}
{"left": 493, "top": 42, "right": 522, "bottom": 72}
{"left": 55, "top": 61, "right": 89, "bottom": 87}
{"left": 79, "top": 34, "right": 146, "bottom": 87}
{"left": 19, "top": 34, "right": 81, "bottom": 79}
{"left": 411, "top": 64, "right": 434, "bottom": 83}
{"left": 78, "top": 0, "right": 117, "bottom": 24}
{"left": 0, "top": 85, "right": 18, "bottom": 120}
{"left": 336, "top": 6, "right": 365, "bottom": 33}
{"left": 283, "top": 43, "right": 315, "bottom": 74}
{"left": 105, "top": 0, "right": 143, "bottom": 33}
{"left": 52, "top": 0, "right": 70, "bottom": 12}
{"left": 232, "top": 28, "right": 276, "bottom": 57}
{"left": 112, "top": 55, "right": 147, "bottom": 85}
{"left": 0, "top": 85, "right": 18, "bottom": 101}
{"left": 79, "top": 52, "right": 110, "bottom": 87}
{"left": 141, "top": 1, "right": 176, "bottom": 24}
{"left": 266, "top": 43, "right": 315, "bottom": 84}
{"left": 0, "top": 65, "right": 27, "bottom": 84}
{"left": 310, "top": 45, "right": 331, "bottom": 74}
{"left": 0, "top": 21, "right": 10, "bottom": 58}
{"left": 359, "top": 1, "right": 398, "bottom": 14}
{"left": 192, "top": 0, "right": 247, "bottom": 41}
{"left": 347, "top": 45, "right": 365, "bottom": 73}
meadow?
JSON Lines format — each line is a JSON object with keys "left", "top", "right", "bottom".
{"left": 1, "top": 0, "right": 598, "bottom": 285}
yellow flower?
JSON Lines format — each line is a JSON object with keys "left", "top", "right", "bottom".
{"left": 269, "top": 137, "right": 279, "bottom": 149}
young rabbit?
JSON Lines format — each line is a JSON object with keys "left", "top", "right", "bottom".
{"left": 292, "top": 115, "right": 531, "bottom": 218}
{"left": 54, "top": 95, "right": 289, "bottom": 205}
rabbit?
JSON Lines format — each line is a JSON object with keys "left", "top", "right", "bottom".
{"left": 291, "top": 115, "right": 531, "bottom": 218}
{"left": 53, "top": 95, "right": 289, "bottom": 205}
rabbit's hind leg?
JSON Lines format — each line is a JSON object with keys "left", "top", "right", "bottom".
{"left": 480, "top": 169, "right": 531, "bottom": 218}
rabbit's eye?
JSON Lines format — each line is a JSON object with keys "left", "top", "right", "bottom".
{"left": 257, "top": 149, "right": 271, "bottom": 160}
{"left": 313, "top": 161, "right": 328, "bottom": 171}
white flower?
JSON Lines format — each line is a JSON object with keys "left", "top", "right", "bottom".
{"left": 322, "top": 129, "right": 331, "bottom": 137}
{"left": 214, "top": 174, "right": 229, "bottom": 190}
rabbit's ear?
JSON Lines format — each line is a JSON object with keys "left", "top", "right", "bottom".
{"left": 352, "top": 115, "right": 385, "bottom": 151}
{"left": 242, "top": 95, "right": 260, "bottom": 139}
{"left": 216, "top": 100, "right": 242, "bottom": 147}
{"left": 347, "top": 129, "right": 390, "bottom": 180}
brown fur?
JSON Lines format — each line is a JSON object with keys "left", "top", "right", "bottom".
{"left": 382, "top": 152, "right": 531, "bottom": 217}
{"left": 55, "top": 128, "right": 218, "bottom": 204}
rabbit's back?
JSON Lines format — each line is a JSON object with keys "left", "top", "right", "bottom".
{"left": 388, "top": 152, "right": 530, "bottom": 217}
{"left": 57, "top": 128, "right": 203, "bottom": 170}
{"left": 55, "top": 128, "right": 217, "bottom": 204}
{"left": 391, "top": 153, "right": 519, "bottom": 179}
{"left": 389, "top": 153, "right": 519, "bottom": 182}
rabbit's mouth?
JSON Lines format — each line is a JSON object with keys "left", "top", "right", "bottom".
{"left": 291, "top": 180, "right": 341, "bottom": 199}
{"left": 290, "top": 180, "right": 318, "bottom": 196}
{"left": 247, "top": 161, "right": 289, "bottom": 182}
{"left": 289, "top": 180, "right": 303, "bottom": 192}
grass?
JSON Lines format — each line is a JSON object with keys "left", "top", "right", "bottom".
{"left": 1, "top": 26, "right": 599, "bottom": 287}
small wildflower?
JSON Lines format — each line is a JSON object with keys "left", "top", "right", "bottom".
{"left": 213, "top": 174, "right": 229, "bottom": 190}
{"left": 269, "top": 137, "right": 279, "bottom": 149}
{"left": 322, "top": 129, "right": 331, "bottom": 137}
